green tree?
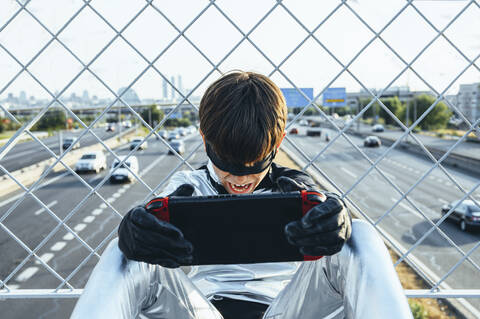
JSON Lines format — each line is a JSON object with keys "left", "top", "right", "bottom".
{"left": 0, "top": 119, "right": 4, "bottom": 134}
{"left": 32, "top": 109, "right": 66, "bottom": 131}
{"left": 379, "top": 96, "right": 403, "bottom": 126}
{"left": 140, "top": 105, "right": 164, "bottom": 127}
{"left": 401, "top": 94, "right": 451, "bottom": 130}
{"left": 358, "top": 97, "right": 380, "bottom": 120}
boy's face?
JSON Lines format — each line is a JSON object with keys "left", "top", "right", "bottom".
{"left": 211, "top": 162, "right": 270, "bottom": 194}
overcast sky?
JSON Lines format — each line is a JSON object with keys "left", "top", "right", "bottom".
{"left": 0, "top": 0, "right": 479, "bottom": 101}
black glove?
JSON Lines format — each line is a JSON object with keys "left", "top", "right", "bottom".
{"left": 276, "top": 176, "right": 352, "bottom": 256}
{"left": 118, "top": 184, "right": 195, "bottom": 268}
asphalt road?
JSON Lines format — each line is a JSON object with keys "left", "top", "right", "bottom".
{"left": 0, "top": 127, "right": 479, "bottom": 318}
{"left": 284, "top": 126, "right": 480, "bottom": 316}
{"left": 0, "top": 131, "right": 206, "bottom": 318}
{"left": 0, "top": 124, "right": 125, "bottom": 176}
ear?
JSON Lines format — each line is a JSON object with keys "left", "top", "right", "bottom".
{"left": 277, "top": 132, "right": 286, "bottom": 150}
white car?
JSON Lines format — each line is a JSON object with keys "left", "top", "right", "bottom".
{"left": 109, "top": 156, "right": 139, "bottom": 183}
{"left": 130, "top": 137, "right": 148, "bottom": 150}
{"left": 372, "top": 124, "right": 385, "bottom": 132}
{"left": 75, "top": 151, "right": 107, "bottom": 173}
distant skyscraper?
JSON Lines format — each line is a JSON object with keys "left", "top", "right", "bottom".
{"left": 162, "top": 78, "right": 168, "bottom": 100}
{"left": 19, "top": 90, "right": 27, "bottom": 103}
{"left": 177, "top": 75, "right": 183, "bottom": 97}
{"left": 170, "top": 76, "right": 176, "bottom": 100}
{"left": 82, "top": 90, "right": 89, "bottom": 103}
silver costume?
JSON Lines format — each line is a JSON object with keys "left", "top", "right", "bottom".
{"left": 71, "top": 162, "right": 412, "bottom": 318}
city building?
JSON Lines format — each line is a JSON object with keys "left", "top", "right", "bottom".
{"left": 170, "top": 76, "right": 176, "bottom": 100}
{"left": 456, "top": 83, "right": 480, "bottom": 124}
{"left": 346, "top": 86, "right": 431, "bottom": 110}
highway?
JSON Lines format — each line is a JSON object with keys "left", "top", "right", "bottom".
{"left": 283, "top": 126, "right": 480, "bottom": 315}
{"left": 0, "top": 126, "right": 479, "bottom": 317}
{"left": 0, "top": 124, "right": 125, "bottom": 176}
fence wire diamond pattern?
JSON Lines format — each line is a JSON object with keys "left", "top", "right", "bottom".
{"left": 0, "top": 0, "right": 479, "bottom": 316}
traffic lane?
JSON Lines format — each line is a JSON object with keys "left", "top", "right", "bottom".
{"left": 285, "top": 134, "right": 480, "bottom": 290}
{"left": 0, "top": 135, "right": 204, "bottom": 318}
{"left": 0, "top": 133, "right": 203, "bottom": 287}
{"left": 0, "top": 126, "right": 122, "bottom": 175}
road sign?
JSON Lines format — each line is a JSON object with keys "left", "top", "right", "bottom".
{"left": 322, "top": 87, "right": 346, "bottom": 107}
{"left": 280, "top": 88, "right": 314, "bottom": 108}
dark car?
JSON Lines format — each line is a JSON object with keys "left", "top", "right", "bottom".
{"left": 62, "top": 137, "right": 80, "bottom": 150}
{"left": 289, "top": 128, "right": 298, "bottom": 134}
{"left": 364, "top": 136, "right": 381, "bottom": 147}
{"left": 106, "top": 123, "right": 115, "bottom": 132}
{"left": 306, "top": 128, "right": 322, "bottom": 137}
{"left": 441, "top": 199, "right": 480, "bottom": 231}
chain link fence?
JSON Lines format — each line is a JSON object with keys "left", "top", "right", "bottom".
{"left": 0, "top": 0, "right": 479, "bottom": 317}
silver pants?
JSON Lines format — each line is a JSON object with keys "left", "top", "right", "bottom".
{"left": 71, "top": 220, "right": 412, "bottom": 319}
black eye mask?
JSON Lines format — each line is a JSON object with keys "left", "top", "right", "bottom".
{"left": 205, "top": 142, "right": 276, "bottom": 176}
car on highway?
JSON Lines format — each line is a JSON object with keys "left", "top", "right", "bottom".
{"left": 62, "top": 137, "right": 80, "bottom": 150}
{"left": 157, "top": 130, "right": 168, "bottom": 140}
{"left": 299, "top": 119, "right": 309, "bottom": 126}
{"left": 289, "top": 128, "right": 298, "bottom": 135}
{"left": 441, "top": 199, "right": 480, "bottom": 231}
{"left": 74, "top": 151, "right": 107, "bottom": 173}
{"left": 109, "top": 156, "right": 139, "bottom": 183}
{"left": 168, "top": 131, "right": 180, "bottom": 141}
{"left": 306, "top": 128, "right": 322, "bottom": 137}
{"left": 106, "top": 123, "right": 115, "bottom": 132}
{"left": 122, "top": 120, "right": 132, "bottom": 128}
{"left": 372, "top": 124, "right": 385, "bottom": 132}
{"left": 168, "top": 139, "right": 185, "bottom": 155}
{"left": 178, "top": 128, "right": 188, "bottom": 136}
{"left": 130, "top": 137, "right": 148, "bottom": 150}
{"left": 363, "top": 136, "right": 381, "bottom": 147}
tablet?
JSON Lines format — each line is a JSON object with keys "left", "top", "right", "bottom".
{"left": 145, "top": 191, "right": 325, "bottom": 265}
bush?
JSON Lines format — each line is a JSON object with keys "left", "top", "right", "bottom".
{"left": 409, "top": 300, "right": 428, "bottom": 319}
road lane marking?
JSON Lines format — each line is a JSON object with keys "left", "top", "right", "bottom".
{"left": 99, "top": 203, "right": 107, "bottom": 209}
{"left": 123, "top": 184, "right": 131, "bottom": 190}
{"left": 107, "top": 197, "right": 115, "bottom": 203}
{"left": 0, "top": 172, "right": 69, "bottom": 208}
{"left": 113, "top": 192, "right": 121, "bottom": 198}
{"left": 35, "top": 253, "right": 54, "bottom": 265}
{"left": 16, "top": 267, "right": 39, "bottom": 282}
{"left": 340, "top": 167, "right": 357, "bottom": 178}
{"left": 382, "top": 172, "right": 396, "bottom": 181}
{"left": 391, "top": 197, "right": 422, "bottom": 218}
{"left": 33, "top": 200, "right": 58, "bottom": 216}
{"left": 8, "top": 284, "right": 19, "bottom": 289}
{"left": 50, "top": 241, "right": 67, "bottom": 251}
{"left": 438, "top": 198, "right": 449, "bottom": 205}
{"left": 74, "top": 223, "right": 86, "bottom": 232}
{"left": 92, "top": 208, "right": 103, "bottom": 216}
{"left": 63, "top": 233, "right": 75, "bottom": 241}
{"left": 83, "top": 216, "right": 95, "bottom": 223}
{"left": 118, "top": 188, "right": 126, "bottom": 194}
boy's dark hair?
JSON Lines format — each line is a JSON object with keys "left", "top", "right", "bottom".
{"left": 199, "top": 71, "right": 287, "bottom": 166}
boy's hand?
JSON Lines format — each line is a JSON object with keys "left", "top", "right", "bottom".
{"left": 118, "top": 184, "right": 195, "bottom": 268}
{"left": 277, "top": 176, "right": 352, "bottom": 256}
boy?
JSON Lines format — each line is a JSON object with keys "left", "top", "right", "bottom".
{"left": 71, "top": 71, "right": 411, "bottom": 319}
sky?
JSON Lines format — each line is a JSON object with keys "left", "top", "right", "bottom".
{"left": 0, "top": 0, "right": 479, "bottom": 101}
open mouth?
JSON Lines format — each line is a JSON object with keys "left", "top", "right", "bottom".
{"left": 227, "top": 182, "right": 253, "bottom": 194}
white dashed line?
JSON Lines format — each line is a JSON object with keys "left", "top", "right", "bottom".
{"left": 340, "top": 167, "right": 357, "bottom": 178}
{"left": 438, "top": 198, "right": 449, "bottom": 205}
{"left": 117, "top": 188, "right": 126, "bottom": 194}
{"left": 99, "top": 203, "right": 107, "bottom": 209}
{"left": 35, "top": 253, "right": 54, "bottom": 265}
{"left": 63, "top": 233, "right": 75, "bottom": 241}
{"left": 8, "top": 284, "right": 19, "bottom": 289}
{"left": 74, "top": 224, "right": 86, "bottom": 232}
{"left": 391, "top": 198, "right": 422, "bottom": 218}
{"left": 383, "top": 172, "right": 396, "bottom": 181}
{"left": 123, "top": 184, "right": 131, "bottom": 190}
{"left": 113, "top": 193, "right": 121, "bottom": 198}
{"left": 33, "top": 200, "right": 58, "bottom": 216}
{"left": 92, "top": 208, "right": 103, "bottom": 216}
{"left": 83, "top": 216, "right": 95, "bottom": 223}
{"left": 50, "top": 241, "right": 67, "bottom": 252}
{"left": 16, "top": 267, "right": 39, "bottom": 282}
{"left": 107, "top": 197, "right": 115, "bottom": 203}
{"left": 436, "top": 178, "right": 443, "bottom": 183}
{"left": 445, "top": 182, "right": 453, "bottom": 187}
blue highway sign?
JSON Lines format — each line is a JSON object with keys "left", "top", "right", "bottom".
{"left": 322, "top": 87, "right": 346, "bottom": 107}
{"left": 280, "top": 88, "right": 314, "bottom": 108}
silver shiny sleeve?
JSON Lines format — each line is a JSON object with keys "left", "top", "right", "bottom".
{"left": 70, "top": 239, "right": 222, "bottom": 319}
{"left": 264, "top": 219, "right": 413, "bottom": 319}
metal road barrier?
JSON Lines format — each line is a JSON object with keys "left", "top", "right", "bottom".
{"left": 0, "top": 0, "right": 480, "bottom": 317}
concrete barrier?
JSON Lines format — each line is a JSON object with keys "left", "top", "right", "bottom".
{"left": 0, "top": 127, "right": 138, "bottom": 198}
